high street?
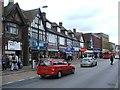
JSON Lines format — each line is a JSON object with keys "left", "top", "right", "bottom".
{"left": 2, "top": 59, "right": 118, "bottom": 88}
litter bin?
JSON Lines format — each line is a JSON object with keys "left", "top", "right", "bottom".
{"left": 32, "top": 60, "right": 36, "bottom": 69}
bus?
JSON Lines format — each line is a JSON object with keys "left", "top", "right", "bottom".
{"left": 103, "top": 52, "right": 111, "bottom": 59}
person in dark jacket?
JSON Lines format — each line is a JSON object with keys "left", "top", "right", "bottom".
{"left": 2, "top": 55, "right": 7, "bottom": 71}
{"left": 110, "top": 55, "right": 114, "bottom": 65}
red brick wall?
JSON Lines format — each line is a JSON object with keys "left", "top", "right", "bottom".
{"left": 93, "top": 35, "right": 101, "bottom": 49}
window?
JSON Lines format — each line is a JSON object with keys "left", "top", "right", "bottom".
{"left": 48, "top": 33, "right": 57, "bottom": 45}
{"left": 59, "top": 37, "right": 65, "bottom": 45}
{"left": 32, "top": 32, "right": 37, "bottom": 39}
{"left": 53, "top": 61, "right": 58, "bottom": 65}
{"left": 39, "top": 61, "right": 52, "bottom": 66}
{"left": 46, "top": 22, "right": 51, "bottom": 29}
{"left": 57, "top": 27, "right": 61, "bottom": 32}
{"left": 5, "top": 23, "right": 18, "bottom": 35}
{"left": 58, "top": 61, "right": 63, "bottom": 65}
{"left": 65, "top": 31, "right": 68, "bottom": 35}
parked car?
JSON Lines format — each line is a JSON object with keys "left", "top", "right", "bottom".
{"left": 37, "top": 58, "right": 75, "bottom": 78}
{"left": 115, "top": 54, "right": 119, "bottom": 59}
{"left": 80, "top": 57, "right": 97, "bottom": 67}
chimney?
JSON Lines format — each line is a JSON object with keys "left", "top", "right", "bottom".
{"left": 73, "top": 28, "right": 76, "bottom": 33}
{"left": 9, "top": 0, "right": 14, "bottom": 4}
{"left": 59, "top": 22, "right": 62, "bottom": 27}
{"left": 42, "top": 12, "right": 46, "bottom": 21}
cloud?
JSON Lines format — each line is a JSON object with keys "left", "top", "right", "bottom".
{"left": 4, "top": 0, "right": 119, "bottom": 45}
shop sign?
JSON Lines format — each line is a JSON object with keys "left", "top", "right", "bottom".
{"left": 59, "top": 46, "right": 66, "bottom": 52}
{"left": 73, "top": 47, "right": 80, "bottom": 51}
{"left": 93, "top": 50, "right": 101, "bottom": 53}
{"left": 5, "top": 51, "right": 15, "bottom": 54}
{"left": 8, "top": 41, "right": 21, "bottom": 50}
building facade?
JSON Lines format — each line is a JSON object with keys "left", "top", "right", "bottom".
{"left": 3, "top": 1, "right": 29, "bottom": 65}
{"left": 95, "top": 33, "right": 109, "bottom": 52}
{"left": 24, "top": 9, "right": 47, "bottom": 62}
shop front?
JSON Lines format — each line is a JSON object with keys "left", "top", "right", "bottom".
{"left": 48, "top": 44, "right": 58, "bottom": 58}
{"left": 58, "top": 46, "right": 67, "bottom": 59}
{"left": 5, "top": 40, "right": 22, "bottom": 67}
{"left": 72, "top": 47, "right": 80, "bottom": 59}
{"left": 80, "top": 48, "right": 87, "bottom": 58}
{"left": 5, "top": 40, "right": 22, "bottom": 57}
{"left": 93, "top": 49, "right": 101, "bottom": 58}
{"left": 29, "top": 39, "right": 48, "bottom": 62}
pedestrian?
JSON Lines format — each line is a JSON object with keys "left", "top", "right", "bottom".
{"left": 11, "top": 54, "right": 19, "bottom": 71}
{"left": 110, "top": 55, "right": 114, "bottom": 65}
{"left": 17, "top": 56, "right": 22, "bottom": 69}
{"left": 2, "top": 55, "right": 7, "bottom": 71}
{"left": 5, "top": 54, "right": 10, "bottom": 68}
{"left": 9, "top": 54, "right": 12, "bottom": 67}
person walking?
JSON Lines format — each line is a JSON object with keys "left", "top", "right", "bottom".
{"left": 9, "top": 54, "right": 12, "bottom": 67}
{"left": 17, "top": 56, "right": 22, "bottom": 69}
{"left": 2, "top": 55, "right": 7, "bottom": 71}
{"left": 11, "top": 54, "right": 19, "bottom": 71}
{"left": 110, "top": 54, "right": 114, "bottom": 65}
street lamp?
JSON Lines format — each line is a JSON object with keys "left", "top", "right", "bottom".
{"left": 42, "top": 5, "right": 48, "bottom": 8}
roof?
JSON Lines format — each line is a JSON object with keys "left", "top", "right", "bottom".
{"left": 4, "top": 2, "right": 28, "bottom": 25}
{"left": 23, "top": 8, "right": 40, "bottom": 23}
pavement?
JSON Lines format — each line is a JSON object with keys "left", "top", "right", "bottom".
{"left": 1, "top": 59, "right": 81, "bottom": 85}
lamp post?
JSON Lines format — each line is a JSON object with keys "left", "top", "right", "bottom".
{"left": 36, "top": 6, "right": 48, "bottom": 60}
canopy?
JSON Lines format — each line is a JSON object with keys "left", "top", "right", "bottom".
{"left": 85, "top": 50, "right": 93, "bottom": 53}
{"left": 80, "top": 48, "right": 86, "bottom": 52}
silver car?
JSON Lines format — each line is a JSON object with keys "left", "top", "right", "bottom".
{"left": 81, "top": 57, "right": 97, "bottom": 67}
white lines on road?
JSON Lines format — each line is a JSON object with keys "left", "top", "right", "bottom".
{"left": 3, "top": 76, "right": 37, "bottom": 86}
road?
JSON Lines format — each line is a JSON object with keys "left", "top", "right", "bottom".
{"left": 2, "top": 59, "right": 118, "bottom": 88}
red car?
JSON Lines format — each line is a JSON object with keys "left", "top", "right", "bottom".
{"left": 37, "top": 58, "right": 75, "bottom": 78}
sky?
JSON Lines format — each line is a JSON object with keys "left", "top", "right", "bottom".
{"left": 4, "top": 0, "right": 119, "bottom": 45}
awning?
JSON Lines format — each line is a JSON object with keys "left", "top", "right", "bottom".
{"left": 80, "top": 48, "right": 87, "bottom": 52}
{"left": 85, "top": 50, "right": 93, "bottom": 53}
{"left": 111, "top": 51, "right": 117, "bottom": 54}
{"left": 93, "top": 50, "right": 101, "bottom": 53}
{"left": 65, "top": 52, "right": 72, "bottom": 54}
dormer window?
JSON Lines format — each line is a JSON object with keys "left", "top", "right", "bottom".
{"left": 72, "top": 34, "right": 74, "bottom": 37}
{"left": 34, "top": 15, "right": 41, "bottom": 28}
{"left": 46, "top": 22, "right": 51, "bottom": 29}
{"left": 65, "top": 31, "right": 68, "bottom": 35}
{"left": 57, "top": 27, "right": 61, "bottom": 32}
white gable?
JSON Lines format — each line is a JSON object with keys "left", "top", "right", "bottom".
{"left": 31, "top": 14, "right": 45, "bottom": 31}
{"left": 80, "top": 36, "right": 84, "bottom": 42}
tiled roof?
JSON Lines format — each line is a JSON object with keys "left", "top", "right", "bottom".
{"left": 23, "top": 8, "right": 39, "bottom": 23}
{"left": 4, "top": 3, "right": 28, "bottom": 25}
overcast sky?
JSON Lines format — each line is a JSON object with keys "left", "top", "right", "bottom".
{"left": 4, "top": 0, "right": 119, "bottom": 45}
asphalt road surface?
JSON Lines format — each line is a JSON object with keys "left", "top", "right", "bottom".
{"left": 2, "top": 59, "right": 118, "bottom": 88}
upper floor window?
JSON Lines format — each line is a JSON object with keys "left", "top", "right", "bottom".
{"left": 48, "top": 33, "right": 57, "bottom": 44}
{"left": 31, "top": 14, "right": 41, "bottom": 29}
{"left": 73, "top": 41, "right": 79, "bottom": 47}
{"left": 46, "top": 22, "right": 51, "bottom": 29}
{"left": 65, "top": 31, "right": 68, "bottom": 35}
{"left": 59, "top": 37, "right": 65, "bottom": 46}
{"left": 57, "top": 27, "right": 61, "bottom": 32}
{"left": 67, "top": 39, "right": 72, "bottom": 47}
{"left": 5, "top": 23, "right": 18, "bottom": 35}
{"left": 72, "top": 34, "right": 74, "bottom": 37}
